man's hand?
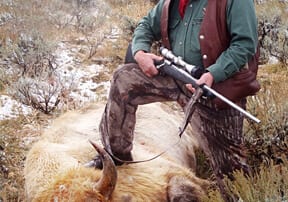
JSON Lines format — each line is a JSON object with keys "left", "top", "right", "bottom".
{"left": 186, "top": 72, "right": 214, "bottom": 93}
{"left": 134, "top": 50, "right": 163, "bottom": 77}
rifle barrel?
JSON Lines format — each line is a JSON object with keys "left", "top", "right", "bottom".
{"left": 202, "top": 85, "right": 260, "bottom": 123}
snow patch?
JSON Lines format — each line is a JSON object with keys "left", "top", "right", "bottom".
{"left": 0, "top": 41, "right": 111, "bottom": 121}
{"left": 0, "top": 95, "right": 32, "bottom": 120}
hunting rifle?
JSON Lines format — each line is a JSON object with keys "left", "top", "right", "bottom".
{"left": 155, "top": 47, "right": 261, "bottom": 124}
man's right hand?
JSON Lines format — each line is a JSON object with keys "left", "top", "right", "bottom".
{"left": 134, "top": 50, "right": 163, "bottom": 77}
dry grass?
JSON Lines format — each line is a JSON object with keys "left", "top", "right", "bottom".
{"left": 94, "top": 0, "right": 154, "bottom": 66}
{"left": 245, "top": 64, "right": 288, "bottom": 167}
{"left": 256, "top": 1, "right": 288, "bottom": 23}
{"left": 0, "top": 120, "right": 26, "bottom": 201}
{"left": 203, "top": 159, "right": 288, "bottom": 202}
{"left": 0, "top": 113, "right": 50, "bottom": 201}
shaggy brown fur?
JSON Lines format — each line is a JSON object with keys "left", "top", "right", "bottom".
{"left": 24, "top": 103, "right": 209, "bottom": 201}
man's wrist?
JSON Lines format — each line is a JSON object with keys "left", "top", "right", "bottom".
{"left": 134, "top": 50, "right": 145, "bottom": 62}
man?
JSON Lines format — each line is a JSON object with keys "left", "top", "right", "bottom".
{"left": 88, "top": 0, "right": 258, "bottom": 200}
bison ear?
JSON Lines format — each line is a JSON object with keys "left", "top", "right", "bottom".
{"left": 89, "top": 140, "right": 117, "bottom": 201}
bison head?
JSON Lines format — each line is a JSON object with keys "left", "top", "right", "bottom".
{"left": 31, "top": 141, "right": 117, "bottom": 201}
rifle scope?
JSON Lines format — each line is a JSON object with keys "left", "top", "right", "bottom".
{"left": 160, "top": 47, "right": 205, "bottom": 79}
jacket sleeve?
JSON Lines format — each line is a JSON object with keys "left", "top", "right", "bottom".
{"left": 131, "top": 0, "right": 164, "bottom": 56}
{"left": 207, "top": 0, "right": 258, "bottom": 83}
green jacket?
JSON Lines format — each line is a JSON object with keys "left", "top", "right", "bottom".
{"left": 132, "top": 0, "right": 258, "bottom": 83}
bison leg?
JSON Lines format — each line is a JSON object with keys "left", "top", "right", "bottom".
{"left": 167, "top": 176, "right": 206, "bottom": 202}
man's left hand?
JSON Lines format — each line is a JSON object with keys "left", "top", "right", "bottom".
{"left": 186, "top": 72, "right": 214, "bottom": 93}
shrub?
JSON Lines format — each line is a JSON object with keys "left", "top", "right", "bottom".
{"left": 256, "top": 1, "right": 288, "bottom": 65}
{"left": 11, "top": 74, "right": 61, "bottom": 114}
{"left": 244, "top": 65, "right": 288, "bottom": 168}
{"left": 202, "top": 159, "right": 288, "bottom": 202}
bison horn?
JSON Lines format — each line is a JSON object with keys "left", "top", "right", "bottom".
{"left": 89, "top": 140, "right": 117, "bottom": 200}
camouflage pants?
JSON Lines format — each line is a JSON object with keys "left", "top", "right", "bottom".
{"left": 100, "top": 63, "right": 249, "bottom": 200}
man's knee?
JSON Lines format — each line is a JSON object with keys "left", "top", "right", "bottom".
{"left": 112, "top": 63, "right": 139, "bottom": 81}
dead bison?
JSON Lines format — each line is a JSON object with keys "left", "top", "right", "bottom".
{"left": 24, "top": 103, "right": 209, "bottom": 201}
